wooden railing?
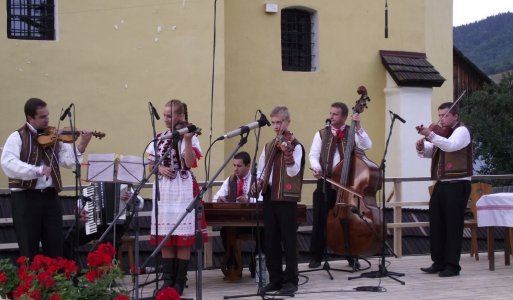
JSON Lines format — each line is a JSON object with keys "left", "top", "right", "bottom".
{"left": 2, "top": 175, "right": 513, "bottom": 258}
{"left": 385, "top": 174, "right": 513, "bottom": 256}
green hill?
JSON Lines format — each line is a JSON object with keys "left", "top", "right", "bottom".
{"left": 453, "top": 12, "right": 513, "bottom": 75}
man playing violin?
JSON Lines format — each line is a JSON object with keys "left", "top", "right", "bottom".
{"left": 416, "top": 102, "right": 472, "bottom": 277}
{"left": 1, "top": 98, "right": 93, "bottom": 260}
{"left": 308, "top": 102, "right": 372, "bottom": 269}
{"left": 253, "top": 106, "right": 305, "bottom": 296}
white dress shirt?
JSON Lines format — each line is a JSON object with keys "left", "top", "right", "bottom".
{"left": 309, "top": 125, "right": 372, "bottom": 173}
{"left": 213, "top": 171, "right": 261, "bottom": 202}
{"left": 1, "top": 123, "right": 83, "bottom": 190}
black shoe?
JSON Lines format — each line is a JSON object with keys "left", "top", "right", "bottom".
{"left": 308, "top": 260, "right": 321, "bottom": 268}
{"left": 279, "top": 282, "right": 298, "bottom": 295}
{"left": 439, "top": 268, "right": 460, "bottom": 277}
{"left": 420, "top": 265, "right": 443, "bottom": 274}
{"left": 260, "top": 282, "right": 282, "bottom": 294}
{"left": 348, "top": 258, "right": 360, "bottom": 270}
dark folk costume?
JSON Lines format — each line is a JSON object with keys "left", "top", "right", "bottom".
{"left": 1, "top": 123, "right": 82, "bottom": 259}
{"left": 308, "top": 125, "right": 371, "bottom": 265}
{"left": 257, "top": 132, "right": 305, "bottom": 293}
{"left": 418, "top": 123, "right": 472, "bottom": 275}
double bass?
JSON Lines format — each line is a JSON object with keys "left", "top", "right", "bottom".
{"left": 326, "top": 86, "right": 383, "bottom": 257}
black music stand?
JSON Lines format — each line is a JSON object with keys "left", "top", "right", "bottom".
{"left": 348, "top": 113, "right": 405, "bottom": 285}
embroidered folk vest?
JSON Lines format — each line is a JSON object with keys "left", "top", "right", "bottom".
{"left": 8, "top": 124, "right": 63, "bottom": 192}
{"left": 227, "top": 174, "right": 239, "bottom": 203}
{"left": 261, "top": 136, "right": 305, "bottom": 202}
{"left": 318, "top": 126, "right": 349, "bottom": 177}
{"left": 431, "top": 123, "right": 473, "bottom": 180}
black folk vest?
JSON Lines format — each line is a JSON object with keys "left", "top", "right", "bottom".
{"left": 318, "top": 126, "right": 349, "bottom": 177}
{"left": 8, "top": 124, "right": 63, "bottom": 192}
{"left": 431, "top": 123, "right": 473, "bottom": 180}
{"left": 261, "top": 136, "right": 305, "bottom": 202}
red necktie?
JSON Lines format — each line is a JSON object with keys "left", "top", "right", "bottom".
{"left": 236, "top": 178, "right": 244, "bottom": 197}
{"left": 336, "top": 128, "right": 343, "bottom": 142}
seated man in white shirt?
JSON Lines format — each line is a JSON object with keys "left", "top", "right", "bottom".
{"left": 213, "top": 151, "right": 264, "bottom": 278}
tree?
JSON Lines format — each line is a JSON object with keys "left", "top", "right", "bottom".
{"left": 460, "top": 72, "right": 513, "bottom": 177}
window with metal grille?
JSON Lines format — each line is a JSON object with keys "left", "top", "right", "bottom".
{"left": 7, "top": 0, "right": 56, "bottom": 40}
{"left": 281, "top": 8, "right": 312, "bottom": 72}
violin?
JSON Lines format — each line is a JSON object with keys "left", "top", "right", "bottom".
{"left": 174, "top": 121, "right": 202, "bottom": 136}
{"left": 415, "top": 123, "right": 453, "bottom": 138}
{"left": 36, "top": 126, "right": 106, "bottom": 148}
{"left": 275, "top": 131, "right": 295, "bottom": 152}
{"left": 415, "top": 90, "right": 466, "bottom": 139}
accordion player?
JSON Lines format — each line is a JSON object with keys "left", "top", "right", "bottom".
{"left": 63, "top": 182, "right": 144, "bottom": 260}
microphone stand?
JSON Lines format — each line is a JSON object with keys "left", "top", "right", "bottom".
{"left": 148, "top": 103, "right": 161, "bottom": 294}
{"left": 224, "top": 124, "right": 276, "bottom": 300}
{"left": 61, "top": 106, "right": 85, "bottom": 265}
{"left": 141, "top": 132, "right": 250, "bottom": 300}
{"left": 348, "top": 114, "right": 405, "bottom": 285}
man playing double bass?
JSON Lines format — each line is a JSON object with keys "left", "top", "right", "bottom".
{"left": 416, "top": 102, "right": 472, "bottom": 277}
{"left": 308, "top": 102, "right": 372, "bottom": 269}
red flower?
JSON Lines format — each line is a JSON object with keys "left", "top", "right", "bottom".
{"left": 98, "top": 242, "right": 116, "bottom": 257}
{"left": 156, "top": 287, "right": 181, "bottom": 300}
{"left": 37, "top": 270, "right": 55, "bottom": 288}
{"left": 16, "top": 256, "right": 27, "bottom": 265}
{"left": 29, "top": 289, "right": 42, "bottom": 300}
{"left": 49, "top": 294, "right": 62, "bottom": 300}
{"left": 85, "top": 269, "right": 105, "bottom": 282}
{"left": 87, "top": 251, "right": 112, "bottom": 268}
{"left": 0, "top": 271, "right": 6, "bottom": 285}
{"left": 116, "top": 295, "right": 130, "bottom": 300}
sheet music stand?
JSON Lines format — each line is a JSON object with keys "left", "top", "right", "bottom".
{"left": 86, "top": 153, "right": 145, "bottom": 184}
{"left": 85, "top": 153, "right": 145, "bottom": 264}
{"left": 86, "top": 153, "right": 117, "bottom": 182}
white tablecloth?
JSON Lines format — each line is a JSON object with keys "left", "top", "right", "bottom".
{"left": 477, "top": 193, "right": 513, "bottom": 227}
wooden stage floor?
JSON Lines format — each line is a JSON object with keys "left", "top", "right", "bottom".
{"left": 122, "top": 251, "right": 513, "bottom": 299}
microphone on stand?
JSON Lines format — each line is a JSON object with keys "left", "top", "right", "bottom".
{"left": 257, "top": 109, "right": 271, "bottom": 126}
{"left": 389, "top": 110, "right": 406, "bottom": 124}
{"left": 149, "top": 102, "right": 160, "bottom": 120}
{"left": 216, "top": 111, "right": 270, "bottom": 141}
{"left": 325, "top": 118, "right": 331, "bottom": 129}
{"left": 154, "top": 124, "right": 197, "bottom": 140}
{"left": 60, "top": 103, "right": 74, "bottom": 121}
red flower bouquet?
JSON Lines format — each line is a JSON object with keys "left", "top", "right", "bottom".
{"left": 2, "top": 243, "right": 129, "bottom": 300}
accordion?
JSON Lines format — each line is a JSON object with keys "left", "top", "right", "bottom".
{"left": 82, "top": 182, "right": 127, "bottom": 235}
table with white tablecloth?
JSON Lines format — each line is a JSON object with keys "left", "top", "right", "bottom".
{"left": 477, "top": 193, "right": 513, "bottom": 270}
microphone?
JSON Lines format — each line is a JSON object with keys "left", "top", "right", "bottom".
{"left": 325, "top": 118, "right": 331, "bottom": 128}
{"left": 258, "top": 110, "right": 271, "bottom": 127}
{"left": 217, "top": 112, "right": 271, "bottom": 141}
{"left": 156, "top": 124, "right": 197, "bottom": 140}
{"left": 149, "top": 102, "right": 160, "bottom": 120}
{"left": 389, "top": 110, "right": 406, "bottom": 124}
{"left": 60, "top": 103, "right": 73, "bottom": 121}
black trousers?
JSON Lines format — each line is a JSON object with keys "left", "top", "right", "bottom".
{"left": 309, "top": 179, "right": 336, "bottom": 262}
{"left": 429, "top": 180, "right": 471, "bottom": 271}
{"left": 10, "top": 188, "right": 63, "bottom": 259}
{"left": 263, "top": 194, "right": 298, "bottom": 286}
